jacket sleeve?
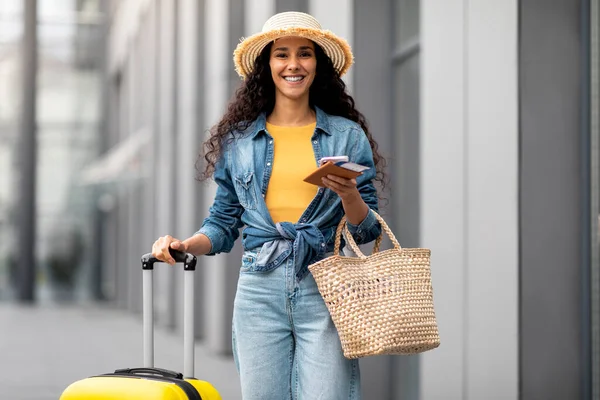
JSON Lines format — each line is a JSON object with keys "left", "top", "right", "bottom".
{"left": 345, "top": 127, "right": 382, "bottom": 245}
{"left": 195, "top": 147, "right": 244, "bottom": 255}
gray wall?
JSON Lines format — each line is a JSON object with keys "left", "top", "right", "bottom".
{"left": 103, "top": 1, "right": 595, "bottom": 398}
{"left": 353, "top": 0, "right": 424, "bottom": 398}
{"left": 390, "top": 0, "right": 422, "bottom": 396}
{"left": 277, "top": 0, "right": 307, "bottom": 13}
{"left": 591, "top": 0, "right": 600, "bottom": 397}
{"left": 175, "top": 0, "right": 206, "bottom": 338}
{"left": 519, "top": 0, "right": 585, "bottom": 398}
{"left": 201, "top": 0, "right": 238, "bottom": 355}
{"left": 420, "top": 0, "right": 519, "bottom": 398}
{"left": 353, "top": 0, "right": 395, "bottom": 398}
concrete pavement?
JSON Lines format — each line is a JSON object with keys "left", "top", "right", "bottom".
{"left": 0, "top": 303, "right": 241, "bottom": 399}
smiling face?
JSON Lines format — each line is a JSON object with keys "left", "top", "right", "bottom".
{"left": 269, "top": 37, "right": 317, "bottom": 103}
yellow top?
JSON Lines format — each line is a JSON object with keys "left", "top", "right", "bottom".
{"left": 265, "top": 121, "right": 318, "bottom": 223}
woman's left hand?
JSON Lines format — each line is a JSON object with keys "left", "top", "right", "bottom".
{"left": 321, "top": 174, "right": 360, "bottom": 202}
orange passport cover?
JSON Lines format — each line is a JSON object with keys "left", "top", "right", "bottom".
{"left": 303, "top": 162, "right": 363, "bottom": 186}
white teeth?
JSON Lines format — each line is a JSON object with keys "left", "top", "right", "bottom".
{"left": 284, "top": 76, "right": 304, "bottom": 82}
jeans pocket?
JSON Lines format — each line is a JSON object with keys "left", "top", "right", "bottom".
{"left": 240, "top": 249, "right": 261, "bottom": 273}
{"left": 234, "top": 171, "right": 257, "bottom": 210}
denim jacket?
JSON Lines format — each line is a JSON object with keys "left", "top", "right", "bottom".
{"left": 196, "top": 106, "right": 381, "bottom": 281}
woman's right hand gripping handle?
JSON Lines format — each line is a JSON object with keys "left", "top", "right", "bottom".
{"left": 151, "top": 234, "right": 212, "bottom": 265}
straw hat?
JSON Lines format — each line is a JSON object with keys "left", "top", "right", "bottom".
{"left": 233, "top": 11, "right": 354, "bottom": 79}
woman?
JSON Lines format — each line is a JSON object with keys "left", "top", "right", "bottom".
{"left": 152, "top": 11, "right": 386, "bottom": 400}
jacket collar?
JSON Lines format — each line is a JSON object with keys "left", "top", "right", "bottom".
{"left": 248, "top": 106, "right": 332, "bottom": 139}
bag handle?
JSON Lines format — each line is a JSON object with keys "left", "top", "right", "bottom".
{"left": 113, "top": 367, "right": 183, "bottom": 379}
{"left": 333, "top": 210, "right": 402, "bottom": 258}
{"left": 140, "top": 249, "right": 197, "bottom": 379}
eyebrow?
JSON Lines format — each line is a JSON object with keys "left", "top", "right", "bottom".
{"left": 273, "top": 46, "right": 315, "bottom": 52}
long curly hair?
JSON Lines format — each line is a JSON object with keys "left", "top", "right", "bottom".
{"left": 197, "top": 41, "right": 387, "bottom": 190}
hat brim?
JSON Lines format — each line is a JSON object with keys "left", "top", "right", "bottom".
{"left": 233, "top": 27, "right": 354, "bottom": 79}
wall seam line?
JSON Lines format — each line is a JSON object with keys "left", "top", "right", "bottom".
{"left": 462, "top": 0, "right": 470, "bottom": 398}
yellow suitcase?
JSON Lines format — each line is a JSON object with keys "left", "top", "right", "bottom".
{"left": 60, "top": 251, "right": 221, "bottom": 400}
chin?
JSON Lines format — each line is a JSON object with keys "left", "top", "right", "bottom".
{"left": 277, "top": 87, "right": 310, "bottom": 101}
{"left": 283, "top": 92, "right": 308, "bottom": 101}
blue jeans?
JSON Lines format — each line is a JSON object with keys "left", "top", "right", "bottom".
{"left": 232, "top": 250, "right": 361, "bottom": 400}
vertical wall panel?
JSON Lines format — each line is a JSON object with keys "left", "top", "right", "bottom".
{"left": 591, "top": 0, "right": 600, "bottom": 397}
{"left": 136, "top": 2, "right": 158, "bottom": 316}
{"left": 353, "top": 0, "right": 393, "bottom": 398}
{"left": 175, "top": 0, "right": 204, "bottom": 336}
{"left": 214, "top": 0, "right": 246, "bottom": 356}
{"left": 244, "top": 0, "right": 275, "bottom": 35}
{"left": 391, "top": 1, "right": 422, "bottom": 398}
{"left": 101, "top": 76, "right": 121, "bottom": 301}
{"left": 127, "top": 36, "right": 142, "bottom": 315}
{"left": 393, "top": 57, "right": 421, "bottom": 251}
{"left": 229, "top": 0, "right": 245, "bottom": 97}
{"left": 420, "top": 0, "right": 466, "bottom": 398}
{"left": 465, "top": 0, "right": 518, "bottom": 398}
{"left": 202, "top": 0, "right": 232, "bottom": 354}
{"left": 115, "top": 70, "right": 131, "bottom": 310}
{"left": 276, "top": 0, "right": 307, "bottom": 13}
{"left": 124, "top": 100, "right": 137, "bottom": 313}
{"left": 421, "top": 1, "right": 519, "bottom": 398}
{"left": 308, "top": 0, "right": 354, "bottom": 90}
{"left": 154, "top": 0, "right": 178, "bottom": 328}
{"left": 520, "top": 0, "right": 583, "bottom": 398}
{"left": 353, "top": 0, "right": 392, "bottom": 170}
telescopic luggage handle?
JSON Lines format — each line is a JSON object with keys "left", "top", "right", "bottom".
{"left": 140, "top": 249, "right": 197, "bottom": 378}
{"left": 142, "top": 250, "right": 197, "bottom": 271}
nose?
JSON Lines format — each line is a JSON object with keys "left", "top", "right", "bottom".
{"left": 287, "top": 55, "right": 300, "bottom": 71}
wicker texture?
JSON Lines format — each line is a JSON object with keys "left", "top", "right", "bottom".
{"left": 308, "top": 211, "right": 440, "bottom": 358}
{"left": 233, "top": 12, "right": 353, "bottom": 79}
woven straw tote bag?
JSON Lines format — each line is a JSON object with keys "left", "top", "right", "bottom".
{"left": 308, "top": 211, "right": 440, "bottom": 358}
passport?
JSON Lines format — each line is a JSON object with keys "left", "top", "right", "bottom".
{"left": 303, "top": 161, "right": 370, "bottom": 186}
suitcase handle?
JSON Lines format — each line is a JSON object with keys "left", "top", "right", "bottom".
{"left": 114, "top": 367, "right": 183, "bottom": 380}
{"left": 140, "top": 249, "right": 197, "bottom": 378}
{"left": 141, "top": 249, "right": 197, "bottom": 270}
